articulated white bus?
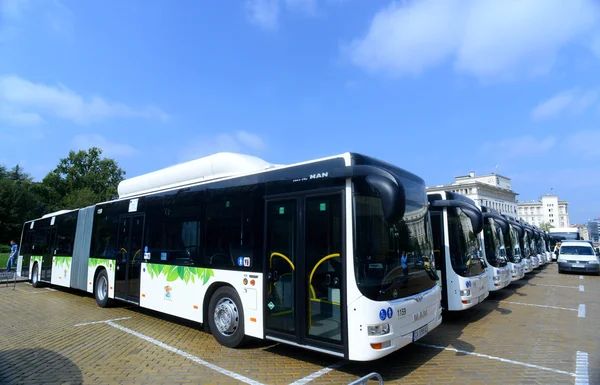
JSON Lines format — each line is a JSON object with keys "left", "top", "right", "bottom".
{"left": 500, "top": 215, "right": 526, "bottom": 281}
{"left": 479, "top": 206, "right": 511, "bottom": 291}
{"left": 427, "top": 191, "right": 489, "bottom": 311}
{"left": 19, "top": 152, "right": 442, "bottom": 361}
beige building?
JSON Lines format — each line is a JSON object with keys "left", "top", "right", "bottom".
{"left": 427, "top": 171, "right": 519, "bottom": 218}
{"left": 517, "top": 195, "right": 569, "bottom": 228}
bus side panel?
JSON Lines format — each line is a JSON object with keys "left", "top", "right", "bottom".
{"left": 51, "top": 256, "right": 72, "bottom": 288}
{"left": 87, "top": 259, "right": 116, "bottom": 298}
{"left": 139, "top": 265, "right": 264, "bottom": 339}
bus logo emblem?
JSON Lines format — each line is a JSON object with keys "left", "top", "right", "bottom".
{"left": 268, "top": 302, "right": 275, "bottom": 310}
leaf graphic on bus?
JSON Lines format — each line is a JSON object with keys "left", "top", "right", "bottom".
{"left": 198, "top": 268, "right": 214, "bottom": 285}
{"left": 177, "top": 266, "right": 186, "bottom": 281}
{"left": 166, "top": 266, "right": 180, "bottom": 282}
{"left": 183, "top": 268, "right": 191, "bottom": 284}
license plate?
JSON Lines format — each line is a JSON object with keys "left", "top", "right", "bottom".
{"left": 412, "top": 324, "right": 428, "bottom": 342}
{"left": 572, "top": 264, "right": 585, "bottom": 268}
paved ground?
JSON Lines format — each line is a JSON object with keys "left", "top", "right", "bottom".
{"left": 0, "top": 263, "right": 597, "bottom": 385}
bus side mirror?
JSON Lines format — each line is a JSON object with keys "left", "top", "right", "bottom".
{"left": 461, "top": 207, "right": 483, "bottom": 234}
{"left": 365, "top": 175, "right": 406, "bottom": 224}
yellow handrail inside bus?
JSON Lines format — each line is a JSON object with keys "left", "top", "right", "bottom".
{"left": 308, "top": 253, "right": 340, "bottom": 330}
{"left": 268, "top": 252, "right": 295, "bottom": 297}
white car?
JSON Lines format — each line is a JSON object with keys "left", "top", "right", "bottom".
{"left": 557, "top": 241, "right": 600, "bottom": 275}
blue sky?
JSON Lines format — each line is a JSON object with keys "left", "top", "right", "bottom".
{"left": 1, "top": 0, "right": 600, "bottom": 224}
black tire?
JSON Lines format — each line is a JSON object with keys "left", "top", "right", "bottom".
{"left": 208, "top": 286, "right": 246, "bottom": 348}
{"left": 94, "top": 269, "right": 112, "bottom": 308}
{"left": 31, "top": 263, "right": 40, "bottom": 288}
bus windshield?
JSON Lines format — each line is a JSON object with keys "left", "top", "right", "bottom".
{"left": 483, "top": 218, "right": 507, "bottom": 268}
{"left": 446, "top": 207, "right": 485, "bottom": 277}
{"left": 521, "top": 232, "right": 531, "bottom": 258}
{"left": 354, "top": 182, "right": 437, "bottom": 301}
{"left": 504, "top": 226, "right": 521, "bottom": 263}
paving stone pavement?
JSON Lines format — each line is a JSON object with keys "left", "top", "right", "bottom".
{"left": 0, "top": 263, "right": 597, "bottom": 385}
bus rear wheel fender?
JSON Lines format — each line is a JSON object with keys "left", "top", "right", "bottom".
{"left": 207, "top": 285, "right": 247, "bottom": 348}
{"left": 31, "top": 262, "right": 40, "bottom": 288}
{"left": 94, "top": 268, "right": 112, "bottom": 308}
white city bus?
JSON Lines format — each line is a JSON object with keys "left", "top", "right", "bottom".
{"left": 427, "top": 191, "right": 489, "bottom": 311}
{"left": 517, "top": 222, "right": 535, "bottom": 272}
{"left": 479, "top": 206, "right": 511, "bottom": 291}
{"left": 523, "top": 225, "right": 540, "bottom": 269}
{"left": 501, "top": 214, "right": 526, "bottom": 281}
{"left": 549, "top": 227, "right": 581, "bottom": 241}
{"left": 19, "top": 152, "right": 442, "bottom": 361}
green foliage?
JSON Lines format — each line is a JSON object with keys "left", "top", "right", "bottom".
{"left": 539, "top": 222, "right": 552, "bottom": 232}
{"left": 42, "top": 147, "right": 125, "bottom": 210}
{"left": 0, "top": 176, "right": 43, "bottom": 243}
{"left": 0, "top": 147, "right": 126, "bottom": 244}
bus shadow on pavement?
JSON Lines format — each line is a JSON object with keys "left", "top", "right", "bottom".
{"left": 264, "top": 341, "right": 444, "bottom": 382}
{"left": 0, "top": 348, "right": 83, "bottom": 384}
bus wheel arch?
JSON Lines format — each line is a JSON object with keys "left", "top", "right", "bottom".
{"left": 205, "top": 284, "right": 247, "bottom": 348}
{"left": 94, "top": 268, "right": 112, "bottom": 308}
{"left": 31, "top": 262, "right": 40, "bottom": 288}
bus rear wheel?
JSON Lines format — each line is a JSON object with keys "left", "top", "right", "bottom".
{"left": 31, "top": 263, "right": 40, "bottom": 288}
{"left": 94, "top": 269, "right": 111, "bottom": 308}
{"left": 208, "top": 286, "right": 246, "bottom": 348}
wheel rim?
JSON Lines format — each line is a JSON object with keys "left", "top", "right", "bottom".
{"left": 32, "top": 266, "right": 37, "bottom": 284}
{"left": 97, "top": 275, "right": 108, "bottom": 301}
{"left": 213, "top": 297, "right": 239, "bottom": 336}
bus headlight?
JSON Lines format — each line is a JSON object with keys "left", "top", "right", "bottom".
{"left": 460, "top": 289, "right": 470, "bottom": 296}
{"left": 493, "top": 276, "right": 501, "bottom": 282}
{"left": 368, "top": 324, "right": 390, "bottom": 336}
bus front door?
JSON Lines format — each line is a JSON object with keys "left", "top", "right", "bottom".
{"left": 114, "top": 214, "right": 145, "bottom": 303}
{"left": 264, "top": 193, "right": 344, "bottom": 354}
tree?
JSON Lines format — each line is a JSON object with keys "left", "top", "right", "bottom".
{"left": 0, "top": 171, "right": 43, "bottom": 243}
{"left": 42, "top": 147, "right": 126, "bottom": 210}
{"left": 539, "top": 222, "right": 552, "bottom": 232}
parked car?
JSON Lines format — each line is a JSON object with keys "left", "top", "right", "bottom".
{"left": 557, "top": 241, "right": 600, "bottom": 275}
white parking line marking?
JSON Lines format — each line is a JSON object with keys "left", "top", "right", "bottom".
{"left": 488, "top": 300, "right": 577, "bottom": 312}
{"left": 288, "top": 362, "right": 345, "bottom": 385}
{"left": 579, "top": 285, "right": 584, "bottom": 292}
{"left": 415, "top": 343, "right": 575, "bottom": 377}
{"left": 106, "top": 321, "right": 266, "bottom": 385}
{"left": 45, "top": 287, "right": 57, "bottom": 291}
{"left": 578, "top": 304, "right": 586, "bottom": 318}
{"left": 74, "top": 317, "right": 132, "bottom": 326}
{"left": 575, "top": 351, "right": 589, "bottom": 385}
{"left": 580, "top": 275, "right": 584, "bottom": 280}
{"left": 531, "top": 284, "right": 578, "bottom": 289}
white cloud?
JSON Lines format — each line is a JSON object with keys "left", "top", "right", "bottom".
{"left": 531, "top": 89, "right": 598, "bottom": 120}
{"left": 284, "top": 0, "right": 318, "bottom": 16}
{"left": 245, "top": 0, "right": 279, "bottom": 30}
{"left": 564, "top": 130, "right": 600, "bottom": 159}
{"left": 1, "top": 0, "right": 73, "bottom": 41}
{"left": 72, "top": 134, "right": 139, "bottom": 158}
{"left": 480, "top": 135, "right": 556, "bottom": 159}
{"left": 236, "top": 130, "right": 266, "bottom": 151}
{"left": 347, "top": 0, "right": 600, "bottom": 80}
{"left": 245, "top": 0, "right": 343, "bottom": 29}
{"left": 0, "top": 74, "right": 168, "bottom": 125}
{"left": 179, "top": 131, "right": 267, "bottom": 163}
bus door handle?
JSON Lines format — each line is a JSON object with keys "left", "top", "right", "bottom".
{"left": 325, "top": 274, "right": 331, "bottom": 285}
{"left": 268, "top": 270, "right": 280, "bottom": 282}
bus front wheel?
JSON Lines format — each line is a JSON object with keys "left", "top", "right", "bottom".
{"left": 208, "top": 286, "right": 246, "bottom": 348}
